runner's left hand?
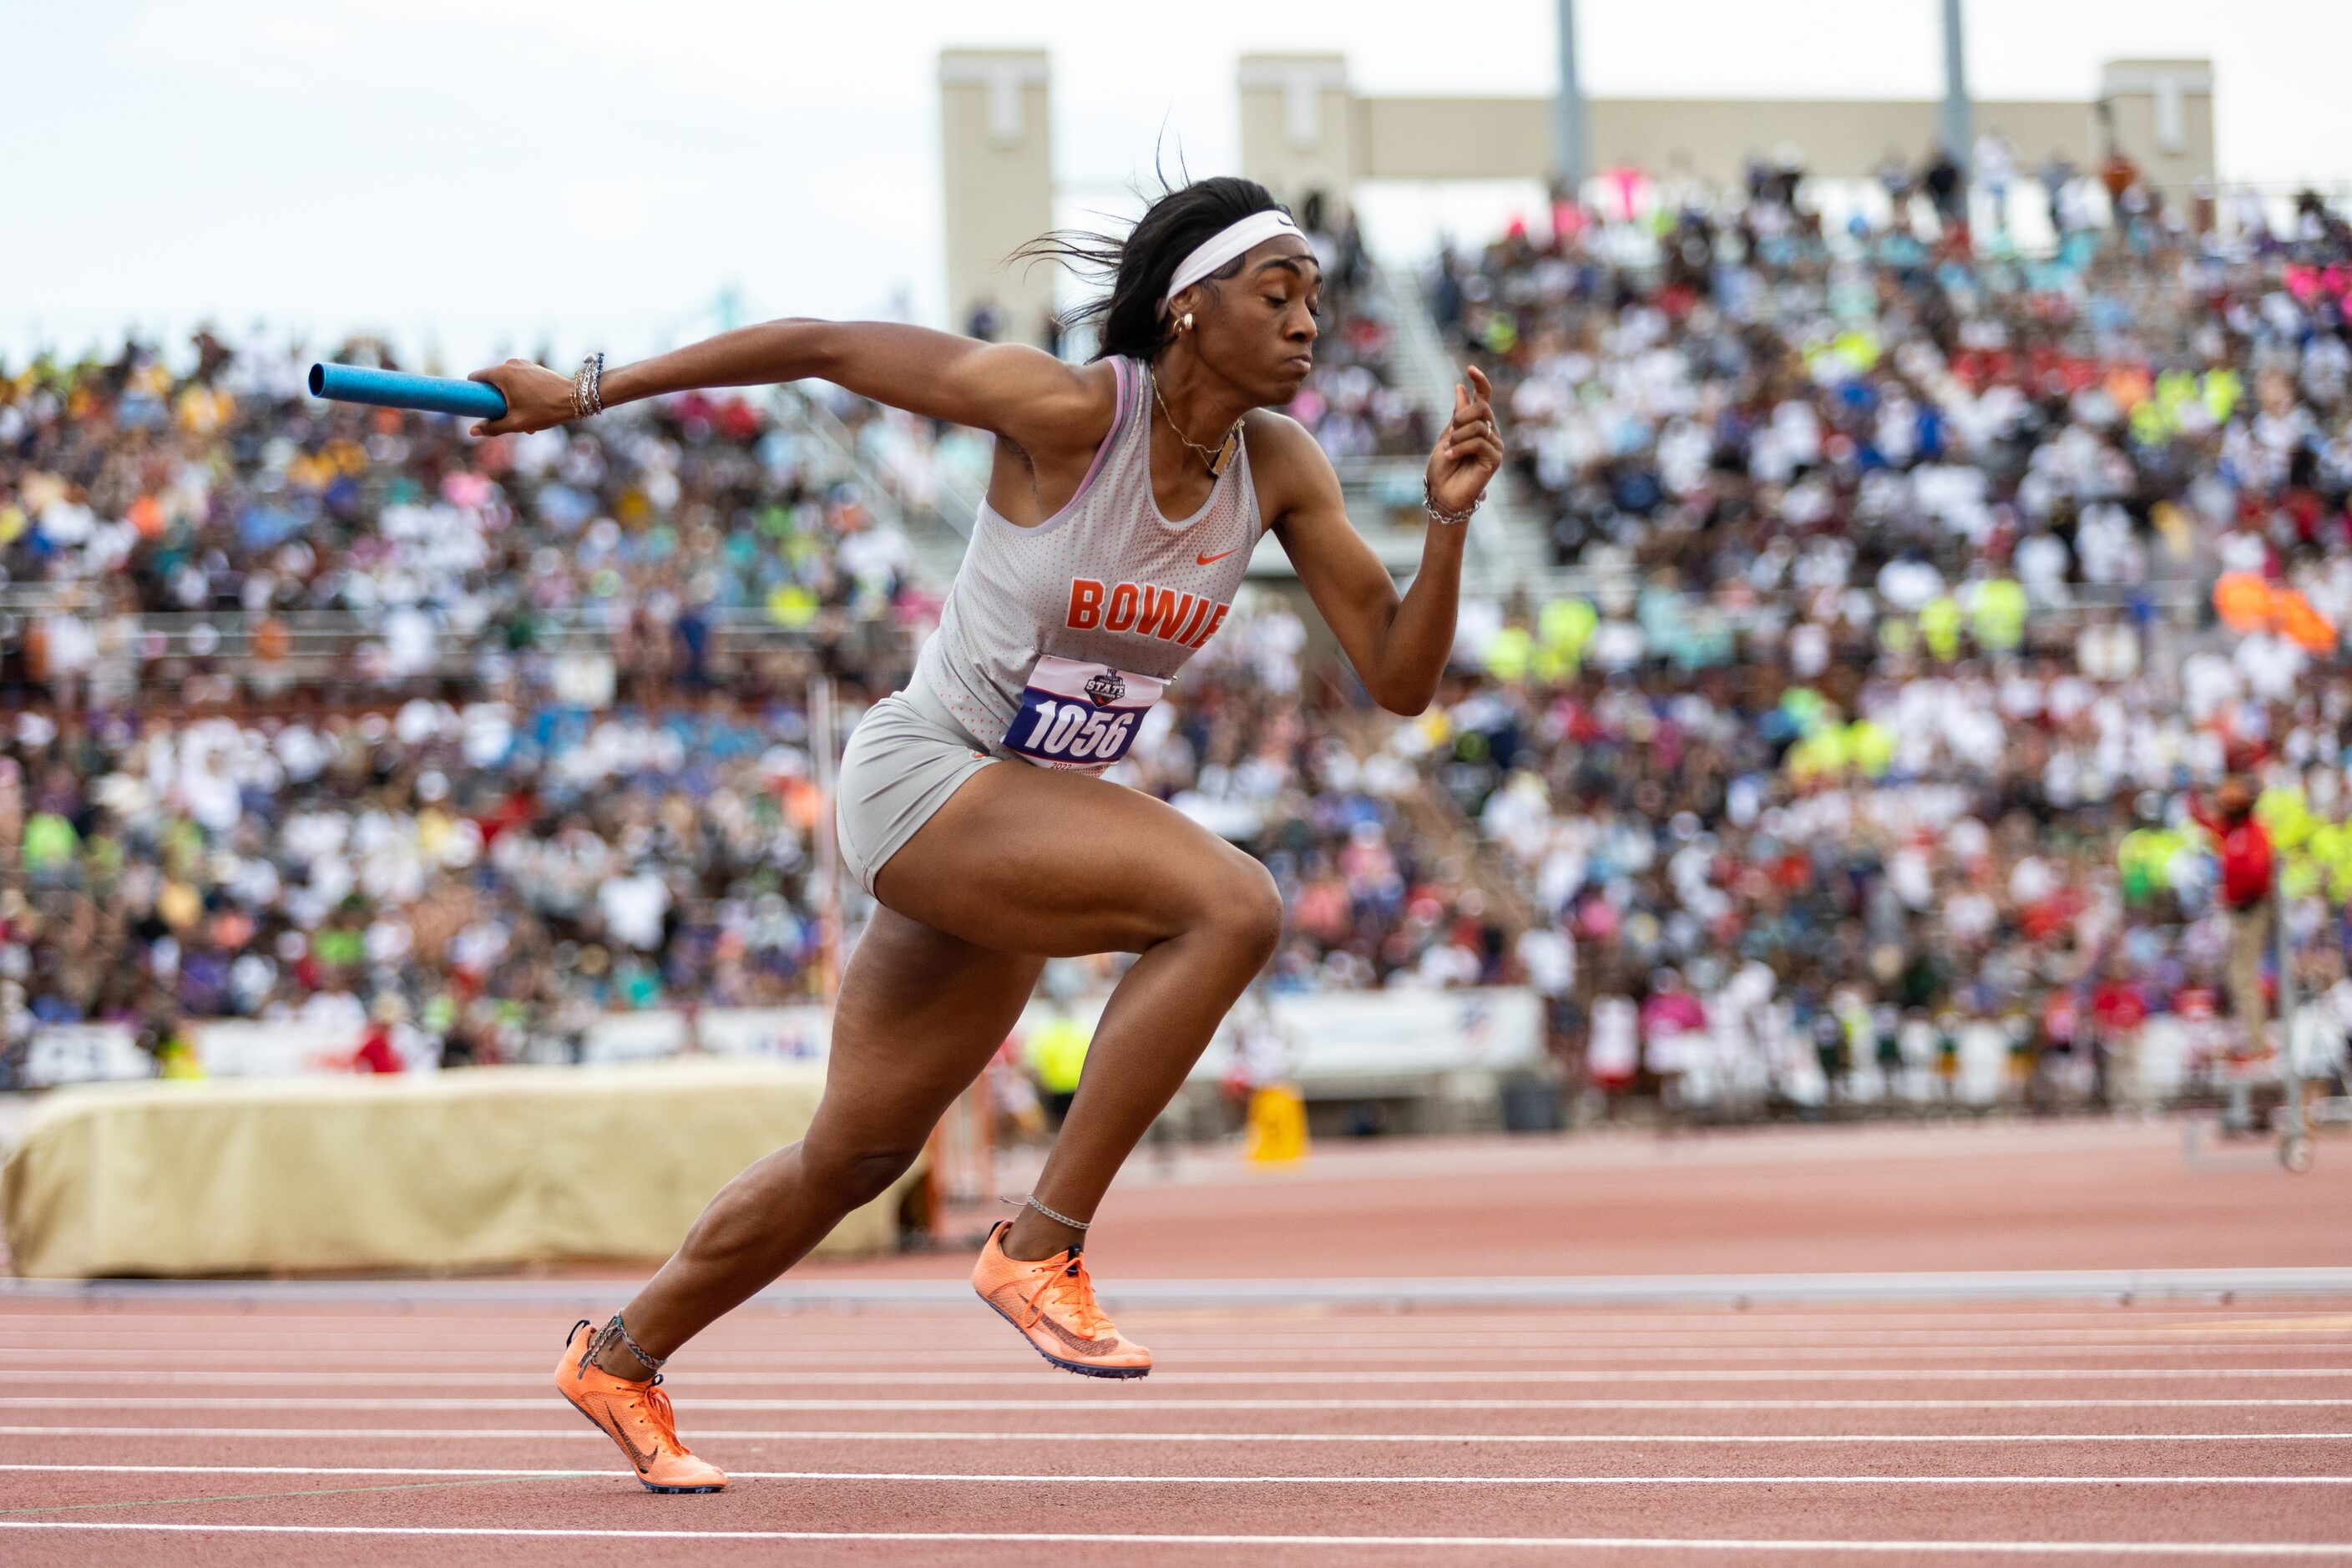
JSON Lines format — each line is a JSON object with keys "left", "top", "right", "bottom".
{"left": 1426, "top": 365, "right": 1503, "bottom": 518}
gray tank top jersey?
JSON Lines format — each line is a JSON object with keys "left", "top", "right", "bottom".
{"left": 908, "top": 355, "right": 1266, "bottom": 771}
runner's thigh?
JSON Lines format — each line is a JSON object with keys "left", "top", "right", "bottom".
{"left": 873, "top": 761, "right": 1277, "bottom": 960}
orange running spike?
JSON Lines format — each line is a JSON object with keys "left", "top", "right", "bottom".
{"left": 970, "top": 1220, "right": 1152, "bottom": 1378}
{"left": 553, "top": 1319, "right": 728, "bottom": 1493}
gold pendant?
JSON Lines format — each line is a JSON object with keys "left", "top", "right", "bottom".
{"left": 1208, "top": 426, "right": 1240, "bottom": 477}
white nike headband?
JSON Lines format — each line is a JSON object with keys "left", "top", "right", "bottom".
{"left": 1162, "top": 210, "right": 1307, "bottom": 303}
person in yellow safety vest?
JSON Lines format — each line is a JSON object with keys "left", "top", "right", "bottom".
{"left": 2117, "top": 823, "right": 2180, "bottom": 906}
{"left": 2203, "top": 366, "right": 2243, "bottom": 424}
{"left": 1967, "top": 576, "right": 2027, "bottom": 655}
{"left": 1845, "top": 718, "right": 1896, "bottom": 779}
{"left": 2320, "top": 826, "right": 2352, "bottom": 907}
{"left": 1918, "top": 594, "right": 1963, "bottom": 661}
{"left": 1785, "top": 723, "right": 1848, "bottom": 783}
{"left": 1024, "top": 1002, "right": 1093, "bottom": 1129}
{"left": 1535, "top": 598, "right": 1597, "bottom": 683}
{"left": 2256, "top": 784, "right": 2314, "bottom": 853}
{"left": 1481, "top": 623, "right": 1535, "bottom": 685}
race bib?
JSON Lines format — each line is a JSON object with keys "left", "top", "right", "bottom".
{"left": 1005, "top": 655, "right": 1163, "bottom": 769}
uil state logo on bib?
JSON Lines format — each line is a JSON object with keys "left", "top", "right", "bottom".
{"left": 1008, "top": 655, "right": 1163, "bottom": 770}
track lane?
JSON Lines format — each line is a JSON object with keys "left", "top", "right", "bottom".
{"left": 6, "top": 1467, "right": 2350, "bottom": 1545}
{"left": 4, "top": 1297, "right": 2347, "bottom": 1566}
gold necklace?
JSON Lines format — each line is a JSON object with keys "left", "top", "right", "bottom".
{"left": 1148, "top": 366, "right": 1243, "bottom": 476}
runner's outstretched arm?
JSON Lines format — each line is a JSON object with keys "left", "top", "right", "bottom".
{"left": 465, "top": 322, "right": 1112, "bottom": 470}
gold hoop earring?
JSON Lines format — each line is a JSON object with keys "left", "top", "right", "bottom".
{"left": 1180, "top": 311, "right": 1194, "bottom": 331}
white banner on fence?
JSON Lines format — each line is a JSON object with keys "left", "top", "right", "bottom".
{"left": 18, "top": 989, "right": 1537, "bottom": 1088}
{"left": 1005, "top": 987, "right": 1543, "bottom": 1087}
{"left": 1198, "top": 987, "right": 1544, "bottom": 1085}
{"left": 21, "top": 1024, "right": 150, "bottom": 1088}
{"left": 197, "top": 1020, "right": 372, "bottom": 1077}
{"left": 580, "top": 1006, "right": 831, "bottom": 1065}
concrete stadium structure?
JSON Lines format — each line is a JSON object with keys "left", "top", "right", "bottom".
{"left": 938, "top": 48, "right": 2217, "bottom": 334}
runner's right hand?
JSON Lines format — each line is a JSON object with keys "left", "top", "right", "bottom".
{"left": 466, "top": 359, "right": 579, "bottom": 438}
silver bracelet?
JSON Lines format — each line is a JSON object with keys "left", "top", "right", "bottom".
{"left": 1025, "top": 1193, "right": 1091, "bottom": 1231}
{"left": 1424, "top": 478, "right": 1479, "bottom": 527}
{"left": 571, "top": 352, "right": 605, "bottom": 419}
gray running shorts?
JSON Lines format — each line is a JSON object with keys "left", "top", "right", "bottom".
{"left": 835, "top": 690, "right": 999, "bottom": 897}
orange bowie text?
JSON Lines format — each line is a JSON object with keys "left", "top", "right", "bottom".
{"left": 1065, "top": 577, "right": 1230, "bottom": 648}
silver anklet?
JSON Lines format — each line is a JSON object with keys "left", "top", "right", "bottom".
{"left": 1025, "top": 1194, "right": 1091, "bottom": 1231}
{"left": 591, "top": 1312, "right": 665, "bottom": 1376}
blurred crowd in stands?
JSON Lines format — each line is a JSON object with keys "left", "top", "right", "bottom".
{"left": 4, "top": 149, "right": 2352, "bottom": 1120}
{"left": 1420, "top": 151, "right": 2352, "bottom": 1115}
{"left": 0, "top": 338, "right": 923, "bottom": 1076}
{"left": 0, "top": 331, "right": 914, "bottom": 706}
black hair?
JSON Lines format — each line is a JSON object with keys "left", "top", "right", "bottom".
{"left": 1014, "top": 174, "right": 1292, "bottom": 362}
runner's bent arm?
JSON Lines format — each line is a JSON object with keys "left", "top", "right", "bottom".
{"left": 466, "top": 322, "right": 1112, "bottom": 470}
{"left": 1263, "top": 367, "right": 1502, "bottom": 716}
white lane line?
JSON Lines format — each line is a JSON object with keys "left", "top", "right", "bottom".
{"left": 7, "top": 1395, "right": 2349, "bottom": 1411}
{"left": 6, "top": 1339, "right": 2346, "bottom": 1363}
{"left": 11, "top": 1300, "right": 2337, "bottom": 1317}
{"left": 18, "top": 1336, "right": 2352, "bottom": 1354}
{"left": 3, "top": 1425, "right": 2347, "bottom": 1445}
{"left": 8, "top": 1323, "right": 2347, "bottom": 1346}
{"left": 17, "top": 1338, "right": 2311, "bottom": 1354}
{"left": 3, "top": 1463, "right": 2349, "bottom": 1486}
{"left": 5, "top": 1262, "right": 2347, "bottom": 1308}
{"left": 0, "top": 1316, "right": 2333, "bottom": 1344}
{"left": 0, "top": 1522, "right": 2344, "bottom": 1555}
{"left": 9, "top": 1307, "right": 2333, "bottom": 1316}
{"left": 14, "top": 1366, "right": 2352, "bottom": 1388}
{"left": 11, "top": 1342, "right": 2352, "bottom": 1367}
{"left": 8, "top": 1322, "right": 2345, "bottom": 1347}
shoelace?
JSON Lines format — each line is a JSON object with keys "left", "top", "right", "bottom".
{"left": 1019, "top": 1252, "right": 1115, "bottom": 1341}
{"left": 621, "top": 1375, "right": 693, "bottom": 1457}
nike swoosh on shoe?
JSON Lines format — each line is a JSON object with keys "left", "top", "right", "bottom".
{"left": 988, "top": 1286, "right": 1121, "bottom": 1353}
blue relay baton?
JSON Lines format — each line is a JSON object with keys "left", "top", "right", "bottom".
{"left": 307, "top": 362, "right": 508, "bottom": 420}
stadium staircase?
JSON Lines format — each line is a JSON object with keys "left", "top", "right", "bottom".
{"left": 1328, "top": 708, "right": 1535, "bottom": 938}
{"left": 1361, "top": 262, "right": 1553, "bottom": 595}
{"left": 765, "top": 386, "right": 976, "bottom": 589}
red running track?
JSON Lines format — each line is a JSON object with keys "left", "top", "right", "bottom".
{"left": 2, "top": 1297, "right": 2350, "bottom": 1565}
{"left": 822, "top": 1120, "right": 2352, "bottom": 1282}
{"left": 4, "top": 1121, "right": 2351, "bottom": 1561}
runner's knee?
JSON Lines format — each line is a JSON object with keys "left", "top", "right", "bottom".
{"left": 1201, "top": 858, "right": 1284, "bottom": 965}
{"left": 802, "top": 1141, "right": 921, "bottom": 1208}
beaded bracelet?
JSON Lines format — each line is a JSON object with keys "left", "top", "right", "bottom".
{"left": 586, "top": 1312, "right": 664, "bottom": 1376}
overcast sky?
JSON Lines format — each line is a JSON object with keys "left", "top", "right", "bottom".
{"left": 10, "top": 0, "right": 2349, "bottom": 369}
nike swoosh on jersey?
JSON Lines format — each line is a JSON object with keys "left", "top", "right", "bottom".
{"left": 1196, "top": 548, "right": 1239, "bottom": 565}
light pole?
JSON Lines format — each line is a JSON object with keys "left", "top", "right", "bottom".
{"left": 1939, "top": 0, "right": 1973, "bottom": 159}
{"left": 1555, "top": 0, "right": 1588, "bottom": 197}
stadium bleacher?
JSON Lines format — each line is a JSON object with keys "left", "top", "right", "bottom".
{"left": 4, "top": 167, "right": 2351, "bottom": 1124}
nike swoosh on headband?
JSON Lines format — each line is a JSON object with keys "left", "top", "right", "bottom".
{"left": 1164, "top": 211, "right": 1307, "bottom": 301}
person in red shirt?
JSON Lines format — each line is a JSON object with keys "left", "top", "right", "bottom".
{"left": 350, "top": 994, "right": 407, "bottom": 1075}
{"left": 2089, "top": 965, "right": 2150, "bottom": 1110}
{"left": 2191, "top": 779, "right": 2274, "bottom": 1054}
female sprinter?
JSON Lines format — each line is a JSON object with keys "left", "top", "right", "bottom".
{"left": 467, "top": 176, "right": 1502, "bottom": 1492}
